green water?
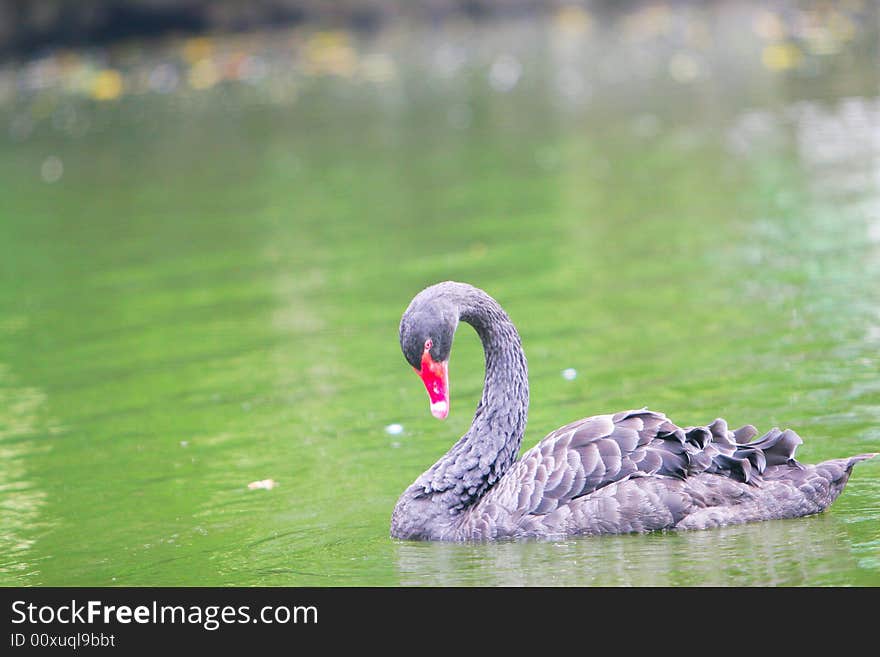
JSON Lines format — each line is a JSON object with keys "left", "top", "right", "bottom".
{"left": 1, "top": 14, "right": 879, "bottom": 586}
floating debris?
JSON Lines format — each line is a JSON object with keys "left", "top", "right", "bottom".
{"left": 247, "top": 479, "right": 277, "bottom": 490}
{"left": 148, "top": 62, "right": 180, "bottom": 94}
{"left": 40, "top": 156, "right": 63, "bottom": 183}
{"left": 384, "top": 423, "right": 404, "bottom": 435}
{"left": 189, "top": 58, "right": 220, "bottom": 90}
{"left": 360, "top": 53, "right": 397, "bottom": 83}
{"left": 92, "top": 69, "right": 123, "bottom": 101}
{"left": 561, "top": 368, "right": 578, "bottom": 381}
{"left": 668, "top": 52, "right": 704, "bottom": 83}
{"left": 488, "top": 53, "right": 522, "bottom": 93}
{"left": 762, "top": 42, "right": 803, "bottom": 71}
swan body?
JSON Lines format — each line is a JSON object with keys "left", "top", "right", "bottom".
{"left": 391, "top": 281, "right": 875, "bottom": 541}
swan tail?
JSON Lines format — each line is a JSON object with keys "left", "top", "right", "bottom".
{"left": 680, "top": 419, "right": 876, "bottom": 488}
{"left": 677, "top": 420, "right": 804, "bottom": 484}
{"left": 844, "top": 453, "right": 879, "bottom": 468}
{"left": 812, "top": 453, "right": 877, "bottom": 512}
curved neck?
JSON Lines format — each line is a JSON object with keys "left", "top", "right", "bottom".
{"left": 420, "top": 284, "right": 529, "bottom": 513}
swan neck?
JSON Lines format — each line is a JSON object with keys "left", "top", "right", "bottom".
{"left": 391, "top": 283, "right": 529, "bottom": 540}
{"left": 431, "top": 287, "right": 529, "bottom": 509}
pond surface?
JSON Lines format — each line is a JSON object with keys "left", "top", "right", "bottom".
{"left": 1, "top": 5, "right": 879, "bottom": 586}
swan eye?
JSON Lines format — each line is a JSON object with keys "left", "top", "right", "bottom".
{"left": 424, "top": 338, "right": 433, "bottom": 351}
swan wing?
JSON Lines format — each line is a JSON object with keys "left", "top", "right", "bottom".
{"left": 482, "top": 408, "right": 804, "bottom": 519}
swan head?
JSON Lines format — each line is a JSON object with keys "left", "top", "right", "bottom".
{"left": 399, "top": 285, "right": 460, "bottom": 420}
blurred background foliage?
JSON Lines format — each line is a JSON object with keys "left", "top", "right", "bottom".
{"left": 1, "top": 0, "right": 876, "bottom": 57}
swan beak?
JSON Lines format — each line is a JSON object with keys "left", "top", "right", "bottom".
{"left": 416, "top": 351, "right": 449, "bottom": 420}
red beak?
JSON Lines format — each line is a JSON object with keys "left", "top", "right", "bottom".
{"left": 416, "top": 346, "right": 449, "bottom": 419}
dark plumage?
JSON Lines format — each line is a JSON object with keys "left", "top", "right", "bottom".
{"left": 390, "top": 282, "right": 876, "bottom": 541}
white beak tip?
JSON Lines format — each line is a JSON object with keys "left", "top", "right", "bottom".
{"left": 430, "top": 400, "right": 449, "bottom": 419}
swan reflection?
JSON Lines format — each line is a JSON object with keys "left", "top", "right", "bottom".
{"left": 394, "top": 513, "right": 860, "bottom": 586}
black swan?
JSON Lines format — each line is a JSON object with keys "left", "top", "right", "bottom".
{"left": 391, "top": 281, "right": 876, "bottom": 541}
